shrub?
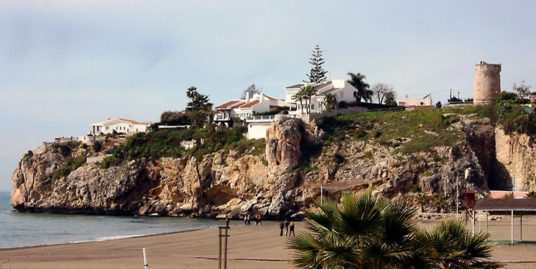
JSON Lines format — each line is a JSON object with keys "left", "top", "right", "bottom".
{"left": 93, "top": 141, "right": 103, "bottom": 152}
{"left": 51, "top": 155, "right": 87, "bottom": 180}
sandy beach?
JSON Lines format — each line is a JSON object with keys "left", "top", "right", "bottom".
{"left": 1, "top": 218, "right": 536, "bottom": 269}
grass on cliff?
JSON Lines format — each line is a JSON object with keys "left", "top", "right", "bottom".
{"left": 51, "top": 154, "right": 87, "bottom": 181}
{"left": 100, "top": 126, "right": 265, "bottom": 167}
{"left": 318, "top": 109, "right": 464, "bottom": 154}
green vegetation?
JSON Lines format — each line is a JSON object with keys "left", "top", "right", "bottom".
{"left": 442, "top": 104, "right": 495, "bottom": 118}
{"left": 100, "top": 126, "right": 265, "bottom": 167}
{"left": 290, "top": 191, "right": 498, "bottom": 268}
{"left": 51, "top": 154, "right": 87, "bottom": 180}
{"left": 318, "top": 109, "right": 465, "bottom": 154}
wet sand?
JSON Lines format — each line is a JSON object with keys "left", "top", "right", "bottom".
{"left": 1, "top": 217, "right": 536, "bottom": 269}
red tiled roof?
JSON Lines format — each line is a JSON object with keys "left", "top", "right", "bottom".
{"left": 228, "top": 101, "right": 244, "bottom": 108}
{"left": 216, "top": 100, "right": 241, "bottom": 109}
{"left": 263, "top": 94, "right": 280, "bottom": 101}
{"left": 240, "top": 100, "right": 260, "bottom": 108}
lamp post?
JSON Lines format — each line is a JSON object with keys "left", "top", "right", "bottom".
{"left": 456, "top": 176, "right": 459, "bottom": 217}
{"left": 320, "top": 184, "right": 323, "bottom": 206}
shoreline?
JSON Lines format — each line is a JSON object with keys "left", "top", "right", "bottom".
{"left": 2, "top": 220, "right": 536, "bottom": 268}
{"left": 0, "top": 223, "right": 293, "bottom": 269}
{"left": 0, "top": 227, "right": 207, "bottom": 251}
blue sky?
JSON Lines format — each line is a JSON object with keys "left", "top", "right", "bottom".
{"left": 1, "top": 0, "right": 535, "bottom": 191}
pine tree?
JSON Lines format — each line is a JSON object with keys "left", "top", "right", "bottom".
{"left": 306, "top": 45, "right": 328, "bottom": 83}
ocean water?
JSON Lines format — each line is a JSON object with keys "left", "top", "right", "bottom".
{"left": 0, "top": 192, "right": 221, "bottom": 249}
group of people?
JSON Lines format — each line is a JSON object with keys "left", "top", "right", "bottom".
{"left": 279, "top": 219, "right": 295, "bottom": 236}
{"left": 222, "top": 213, "right": 296, "bottom": 237}
{"left": 243, "top": 212, "right": 263, "bottom": 225}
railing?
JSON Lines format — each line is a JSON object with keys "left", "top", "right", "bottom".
{"left": 246, "top": 115, "right": 275, "bottom": 121}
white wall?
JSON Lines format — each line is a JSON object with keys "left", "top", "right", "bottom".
{"left": 92, "top": 120, "right": 150, "bottom": 135}
{"left": 247, "top": 121, "right": 271, "bottom": 139}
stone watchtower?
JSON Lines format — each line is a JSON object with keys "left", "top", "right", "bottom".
{"left": 473, "top": 61, "right": 501, "bottom": 104}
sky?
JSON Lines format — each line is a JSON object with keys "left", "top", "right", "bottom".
{"left": 1, "top": 0, "right": 536, "bottom": 191}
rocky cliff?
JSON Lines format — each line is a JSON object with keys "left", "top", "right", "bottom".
{"left": 495, "top": 127, "right": 536, "bottom": 192}
{"left": 12, "top": 111, "right": 532, "bottom": 218}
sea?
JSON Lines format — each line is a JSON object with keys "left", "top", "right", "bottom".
{"left": 0, "top": 192, "right": 221, "bottom": 249}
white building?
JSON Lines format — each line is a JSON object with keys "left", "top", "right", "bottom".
{"left": 285, "top": 80, "right": 358, "bottom": 114}
{"left": 213, "top": 92, "right": 283, "bottom": 126}
{"left": 397, "top": 96, "right": 433, "bottom": 110}
{"left": 91, "top": 118, "right": 151, "bottom": 135}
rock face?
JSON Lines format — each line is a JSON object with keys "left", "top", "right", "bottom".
{"left": 12, "top": 116, "right": 534, "bottom": 218}
{"left": 495, "top": 127, "right": 536, "bottom": 192}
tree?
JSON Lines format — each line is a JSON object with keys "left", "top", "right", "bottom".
{"left": 185, "top": 87, "right": 212, "bottom": 127}
{"left": 513, "top": 81, "right": 531, "bottom": 100}
{"left": 241, "top": 84, "right": 261, "bottom": 99}
{"left": 293, "top": 90, "right": 305, "bottom": 114}
{"left": 384, "top": 91, "right": 397, "bottom": 106}
{"left": 371, "top": 83, "right": 395, "bottom": 104}
{"left": 306, "top": 45, "right": 328, "bottom": 83}
{"left": 347, "top": 72, "right": 372, "bottom": 103}
{"left": 323, "top": 93, "right": 338, "bottom": 111}
{"left": 301, "top": 85, "right": 318, "bottom": 113}
{"left": 435, "top": 101, "right": 442, "bottom": 109}
{"left": 186, "top": 87, "right": 212, "bottom": 112}
{"left": 289, "top": 191, "right": 499, "bottom": 269}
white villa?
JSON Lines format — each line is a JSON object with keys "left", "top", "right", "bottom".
{"left": 213, "top": 92, "right": 283, "bottom": 126}
{"left": 285, "top": 80, "right": 359, "bottom": 114}
{"left": 245, "top": 80, "right": 365, "bottom": 139}
{"left": 91, "top": 118, "right": 151, "bottom": 135}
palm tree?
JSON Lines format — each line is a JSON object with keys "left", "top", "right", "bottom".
{"left": 421, "top": 220, "right": 500, "bottom": 268}
{"left": 289, "top": 191, "right": 499, "bottom": 269}
{"left": 301, "top": 85, "right": 318, "bottom": 113}
{"left": 323, "top": 93, "right": 338, "bottom": 111}
{"left": 293, "top": 90, "right": 305, "bottom": 114}
{"left": 347, "top": 72, "right": 372, "bottom": 103}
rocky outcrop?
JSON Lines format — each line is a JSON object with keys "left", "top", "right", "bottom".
{"left": 495, "top": 127, "right": 536, "bottom": 192}
{"left": 14, "top": 116, "right": 533, "bottom": 218}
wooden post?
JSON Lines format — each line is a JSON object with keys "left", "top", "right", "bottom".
{"left": 142, "top": 248, "right": 148, "bottom": 269}
{"left": 520, "top": 214, "right": 523, "bottom": 242}
{"left": 218, "top": 226, "right": 230, "bottom": 269}
{"left": 218, "top": 228, "right": 222, "bottom": 269}
{"left": 320, "top": 184, "right": 323, "bottom": 206}
{"left": 224, "top": 226, "right": 229, "bottom": 269}
{"left": 472, "top": 210, "right": 475, "bottom": 236}
{"left": 511, "top": 210, "right": 514, "bottom": 245}
{"left": 486, "top": 211, "right": 489, "bottom": 233}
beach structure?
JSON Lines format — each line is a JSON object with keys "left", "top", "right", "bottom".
{"left": 474, "top": 199, "right": 536, "bottom": 244}
{"left": 473, "top": 61, "right": 501, "bottom": 104}
{"left": 213, "top": 92, "right": 283, "bottom": 126}
{"left": 91, "top": 118, "right": 151, "bottom": 135}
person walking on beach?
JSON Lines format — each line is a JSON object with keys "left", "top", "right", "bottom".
{"left": 256, "top": 212, "right": 262, "bottom": 225}
{"left": 244, "top": 214, "right": 248, "bottom": 225}
{"left": 284, "top": 219, "right": 290, "bottom": 236}
{"left": 225, "top": 215, "right": 230, "bottom": 228}
{"left": 279, "top": 221, "right": 285, "bottom": 236}
{"left": 289, "top": 221, "right": 295, "bottom": 236}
